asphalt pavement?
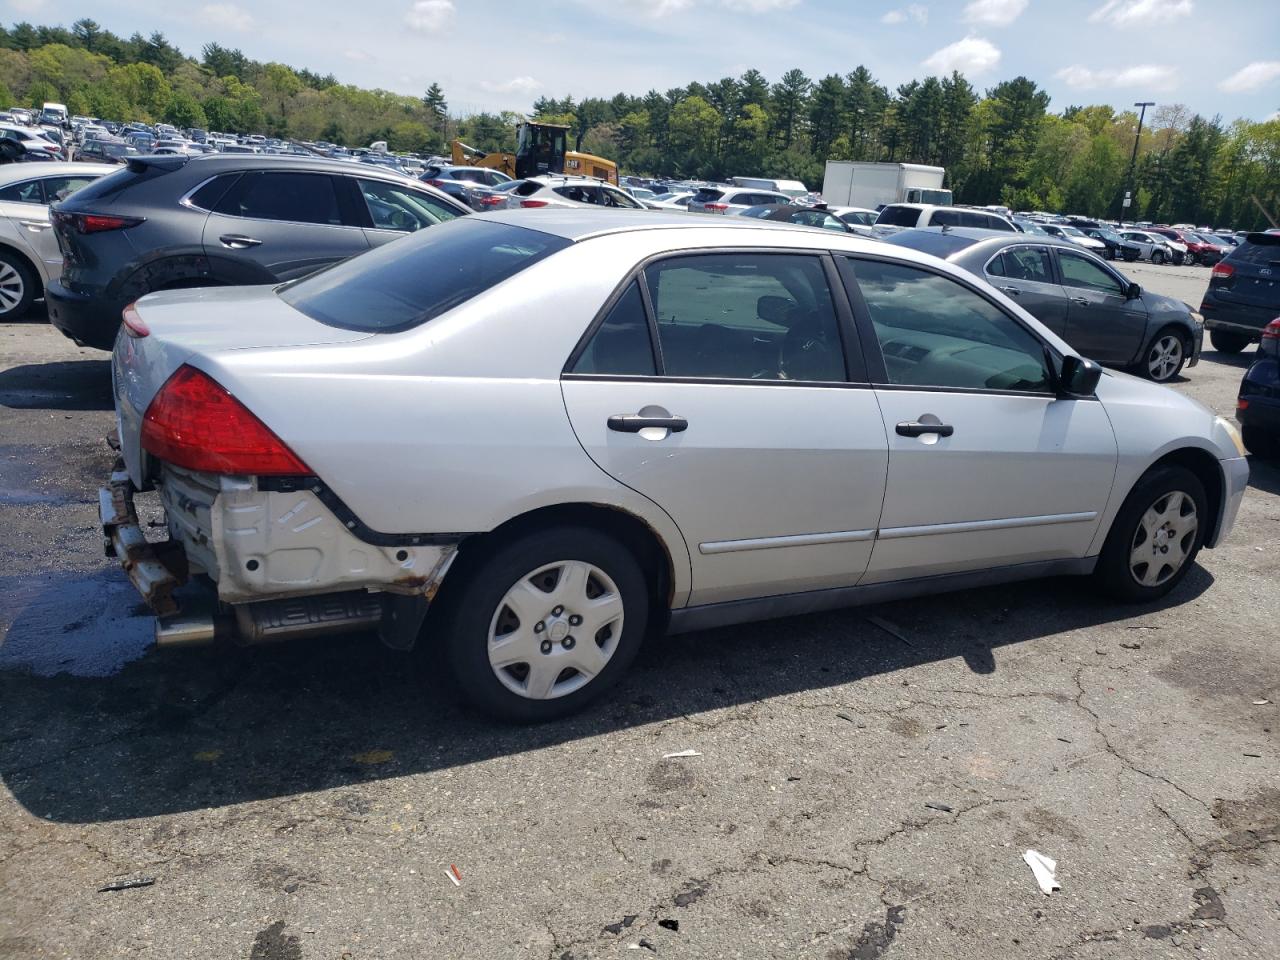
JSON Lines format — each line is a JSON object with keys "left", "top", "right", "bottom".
{"left": 1, "top": 262, "right": 1277, "bottom": 960}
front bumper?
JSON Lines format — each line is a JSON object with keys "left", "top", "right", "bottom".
{"left": 1209, "top": 456, "right": 1250, "bottom": 549}
{"left": 46, "top": 279, "right": 124, "bottom": 351}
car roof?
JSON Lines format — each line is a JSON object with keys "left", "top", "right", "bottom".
{"left": 883, "top": 226, "right": 1081, "bottom": 257}
{"left": 0, "top": 161, "right": 116, "bottom": 184}
{"left": 472, "top": 208, "right": 862, "bottom": 241}
{"left": 139, "top": 152, "right": 422, "bottom": 183}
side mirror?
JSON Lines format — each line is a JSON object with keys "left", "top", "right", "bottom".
{"left": 1126, "top": 282, "right": 1141, "bottom": 300}
{"left": 1059, "top": 355, "right": 1102, "bottom": 397}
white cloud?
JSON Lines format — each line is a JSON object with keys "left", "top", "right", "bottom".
{"left": 199, "top": 3, "right": 253, "bottom": 30}
{"left": 720, "top": 0, "right": 799, "bottom": 10}
{"left": 343, "top": 49, "right": 373, "bottom": 62}
{"left": 1056, "top": 63, "right": 1176, "bottom": 89}
{"left": 1089, "top": 0, "right": 1191, "bottom": 25}
{"left": 922, "top": 35, "right": 1001, "bottom": 76}
{"left": 881, "top": 5, "right": 928, "bottom": 26}
{"left": 1219, "top": 61, "right": 1280, "bottom": 94}
{"left": 479, "top": 76, "right": 542, "bottom": 94}
{"left": 405, "top": 0, "right": 456, "bottom": 33}
{"left": 963, "top": 0, "right": 1027, "bottom": 26}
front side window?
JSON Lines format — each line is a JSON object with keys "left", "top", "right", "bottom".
{"left": 358, "top": 178, "right": 460, "bottom": 232}
{"left": 571, "top": 281, "right": 656, "bottom": 376}
{"left": 1000, "top": 246, "right": 1054, "bottom": 283}
{"left": 851, "top": 258, "right": 1051, "bottom": 393}
{"left": 601, "top": 187, "right": 641, "bottom": 209}
{"left": 1058, "top": 251, "right": 1123, "bottom": 295}
{"left": 645, "top": 254, "right": 846, "bottom": 383}
{"left": 215, "top": 171, "right": 344, "bottom": 226}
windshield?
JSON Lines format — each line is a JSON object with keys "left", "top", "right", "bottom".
{"left": 279, "top": 219, "right": 570, "bottom": 332}
{"left": 1060, "top": 226, "right": 1085, "bottom": 237}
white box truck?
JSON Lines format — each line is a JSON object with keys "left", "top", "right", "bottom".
{"left": 821, "top": 162, "right": 951, "bottom": 210}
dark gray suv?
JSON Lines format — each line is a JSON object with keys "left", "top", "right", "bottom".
{"left": 47, "top": 154, "right": 468, "bottom": 349}
{"left": 885, "top": 227, "right": 1203, "bottom": 383}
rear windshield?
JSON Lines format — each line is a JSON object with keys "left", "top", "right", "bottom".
{"left": 56, "top": 164, "right": 152, "bottom": 203}
{"left": 875, "top": 205, "right": 921, "bottom": 227}
{"left": 1227, "top": 234, "right": 1280, "bottom": 267}
{"left": 882, "top": 230, "right": 978, "bottom": 259}
{"left": 693, "top": 188, "right": 724, "bottom": 201}
{"left": 278, "top": 219, "right": 571, "bottom": 332}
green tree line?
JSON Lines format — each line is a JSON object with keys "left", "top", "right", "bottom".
{"left": 0, "top": 19, "right": 1275, "bottom": 228}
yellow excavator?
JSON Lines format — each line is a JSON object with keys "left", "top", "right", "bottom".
{"left": 450, "top": 121, "right": 618, "bottom": 185}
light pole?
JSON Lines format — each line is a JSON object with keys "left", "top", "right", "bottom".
{"left": 1122, "top": 101, "right": 1154, "bottom": 223}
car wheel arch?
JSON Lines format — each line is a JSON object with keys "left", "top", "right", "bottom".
{"left": 0, "top": 241, "right": 43, "bottom": 289}
{"left": 1142, "top": 447, "right": 1224, "bottom": 547}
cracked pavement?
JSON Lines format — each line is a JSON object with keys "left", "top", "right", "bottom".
{"left": 2, "top": 264, "right": 1279, "bottom": 959}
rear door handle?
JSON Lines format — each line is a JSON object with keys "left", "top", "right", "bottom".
{"left": 607, "top": 415, "right": 688, "bottom": 433}
{"left": 219, "top": 234, "right": 262, "bottom": 249}
{"left": 19, "top": 219, "right": 50, "bottom": 231}
{"left": 999, "top": 285, "right": 1021, "bottom": 297}
{"left": 896, "top": 421, "right": 954, "bottom": 438}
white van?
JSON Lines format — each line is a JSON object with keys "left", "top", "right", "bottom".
{"left": 730, "top": 176, "right": 808, "bottom": 198}
{"left": 39, "top": 102, "right": 68, "bottom": 126}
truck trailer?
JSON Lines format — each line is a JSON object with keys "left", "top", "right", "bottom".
{"left": 821, "top": 162, "right": 950, "bottom": 210}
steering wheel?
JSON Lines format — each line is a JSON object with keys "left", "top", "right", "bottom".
{"left": 779, "top": 315, "right": 832, "bottom": 381}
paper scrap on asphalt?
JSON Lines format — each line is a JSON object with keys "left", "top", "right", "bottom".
{"left": 1253, "top": 699, "right": 1270, "bottom": 705}
{"left": 1023, "top": 849, "right": 1060, "bottom": 895}
{"left": 663, "top": 750, "right": 702, "bottom": 758}
{"left": 444, "top": 868, "right": 461, "bottom": 887}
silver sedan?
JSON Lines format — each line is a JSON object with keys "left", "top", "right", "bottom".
{"left": 104, "top": 210, "right": 1250, "bottom": 720}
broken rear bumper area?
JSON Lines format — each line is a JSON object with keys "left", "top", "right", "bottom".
{"left": 100, "top": 456, "right": 459, "bottom": 650}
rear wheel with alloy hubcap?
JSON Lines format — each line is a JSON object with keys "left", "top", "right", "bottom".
{"left": 0, "top": 250, "right": 36, "bottom": 319}
{"left": 1096, "top": 465, "right": 1206, "bottom": 601}
{"left": 438, "top": 527, "right": 649, "bottom": 720}
{"left": 1140, "top": 328, "right": 1188, "bottom": 382}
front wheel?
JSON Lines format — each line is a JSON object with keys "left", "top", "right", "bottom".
{"left": 437, "top": 527, "right": 650, "bottom": 721}
{"left": 1140, "top": 328, "right": 1188, "bottom": 382}
{"left": 1152, "top": 248, "right": 1166, "bottom": 265}
{"left": 1095, "top": 465, "right": 1206, "bottom": 602}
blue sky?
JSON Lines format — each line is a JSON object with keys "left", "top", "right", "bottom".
{"left": 10, "top": 0, "right": 1280, "bottom": 120}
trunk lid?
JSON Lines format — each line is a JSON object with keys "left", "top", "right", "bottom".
{"left": 112, "top": 285, "right": 370, "bottom": 485}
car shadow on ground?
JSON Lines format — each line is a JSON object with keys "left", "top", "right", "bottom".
{"left": 0, "top": 562, "right": 1213, "bottom": 825}
{"left": 1246, "top": 455, "right": 1280, "bottom": 495}
{"left": 0, "top": 359, "right": 113, "bottom": 411}
{"left": 1199, "top": 348, "right": 1258, "bottom": 370}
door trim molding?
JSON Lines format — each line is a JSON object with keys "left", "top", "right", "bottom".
{"left": 699, "top": 528, "right": 876, "bottom": 555}
{"left": 667, "top": 557, "right": 1097, "bottom": 635}
{"left": 877, "top": 511, "right": 1098, "bottom": 541}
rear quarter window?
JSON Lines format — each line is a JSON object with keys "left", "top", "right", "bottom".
{"left": 278, "top": 219, "right": 571, "bottom": 332}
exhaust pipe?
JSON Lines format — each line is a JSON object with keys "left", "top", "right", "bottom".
{"left": 154, "top": 611, "right": 220, "bottom": 647}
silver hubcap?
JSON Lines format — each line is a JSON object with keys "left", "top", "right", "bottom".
{"left": 487, "top": 560, "right": 624, "bottom": 700}
{"left": 1147, "top": 335, "right": 1183, "bottom": 381}
{"left": 1129, "top": 490, "right": 1197, "bottom": 587}
{"left": 0, "top": 262, "right": 24, "bottom": 312}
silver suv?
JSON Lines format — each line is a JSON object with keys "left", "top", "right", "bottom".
{"left": 874, "top": 203, "right": 1016, "bottom": 235}
{"left": 508, "top": 176, "right": 645, "bottom": 210}
{"left": 687, "top": 185, "right": 792, "bottom": 215}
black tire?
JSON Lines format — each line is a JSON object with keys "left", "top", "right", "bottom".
{"left": 1095, "top": 465, "right": 1207, "bottom": 602}
{"left": 1103, "top": 247, "right": 1115, "bottom": 260}
{"left": 1152, "top": 249, "right": 1165, "bottom": 265}
{"left": 1210, "top": 330, "right": 1250, "bottom": 354}
{"left": 1242, "top": 425, "right": 1279, "bottom": 459}
{"left": 1138, "top": 326, "right": 1189, "bottom": 383}
{"left": 0, "top": 248, "right": 37, "bottom": 320}
{"left": 436, "top": 526, "right": 650, "bottom": 721}
{"left": 1173, "top": 252, "right": 1185, "bottom": 266}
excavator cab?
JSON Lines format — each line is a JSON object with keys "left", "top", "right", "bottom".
{"left": 515, "top": 122, "right": 568, "bottom": 179}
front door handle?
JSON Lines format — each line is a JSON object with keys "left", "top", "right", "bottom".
{"left": 219, "top": 234, "right": 263, "bottom": 249}
{"left": 999, "top": 285, "right": 1021, "bottom": 297}
{"left": 607, "top": 414, "right": 688, "bottom": 433}
{"left": 896, "top": 421, "right": 954, "bottom": 438}
{"left": 1070, "top": 296, "right": 1089, "bottom": 306}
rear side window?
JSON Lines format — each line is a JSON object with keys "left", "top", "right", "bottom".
{"left": 186, "top": 173, "right": 240, "bottom": 211}
{"left": 0, "top": 179, "right": 43, "bottom": 203}
{"left": 571, "top": 282, "right": 656, "bottom": 376}
{"left": 214, "top": 171, "right": 343, "bottom": 226}
{"left": 931, "top": 209, "right": 963, "bottom": 227}
{"left": 875, "top": 205, "right": 920, "bottom": 227}
{"left": 279, "top": 219, "right": 570, "bottom": 332}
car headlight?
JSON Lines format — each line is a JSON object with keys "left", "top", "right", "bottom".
{"left": 1189, "top": 310, "right": 1204, "bottom": 326}
{"left": 1217, "top": 416, "right": 1247, "bottom": 457}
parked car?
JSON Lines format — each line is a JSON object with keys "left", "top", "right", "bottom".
{"left": 884, "top": 227, "right": 1203, "bottom": 382}
{"left": 1199, "top": 232, "right": 1280, "bottom": 353}
{"left": 1012, "top": 218, "right": 1051, "bottom": 236}
{"left": 739, "top": 203, "right": 858, "bottom": 233}
{"left": 1188, "top": 232, "right": 1230, "bottom": 265}
{"left": 1236, "top": 319, "right": 1280, "bottom": 458}
{"left": 1150, "top": 228, "right": 1220, "bottom": 266}
{"left": 1040, "top": 223, "right": 1109, "bottom": 255}
{"left": 0, "top": 124, "right": 63, "bottom": 162}
{"left": 874, "top": 203, "right": 1016, "bottom": 234}
{"left": 0, "top": 161, "right": 115, "bottom": 318}
{"left": 830, "top": 206, "right": 878, "bottom": 235}
{"left": 77, "top": 139, "right": 140, "bottom": 164}
{"left": 46, "top": 154, "right": 468, "bottom": 349}
{"left": 649, "top": 191, "right": 695, "bottom": 210}
{"left": 422, "top": 165, "right": 513, "bottom": 190}
{"left": 508, "top": 176, "right": 646, "bottom": 210}
{"left": 687, "top": 185, "right": 792, "bottom": 215}
{"left": 1079, "top": 226, "right": 1141, "bottom": 262}
{"left": 1118, "top": 229, "right": 1181, "bottom": 265}
{"left": 100, "top": 210, "right": 1247, "bottom": 720}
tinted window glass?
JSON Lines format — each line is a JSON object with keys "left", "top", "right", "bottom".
{"left": 645, "top": 254, "right": 846, "bottom": 383}
{"left": 1227, "top": 235, "right": 1280, "bottom": 267}
{"left": 876, "top": 205, "right": 921, "bottom": 227}
{"left": 841, "top": 211, "right": 875, "bottom": 226}
{"left": 188, "top": 173, "right": 239, "bottom": 211}
{"left": 217, "top": 171, "right": 343, "bottom": 225}
{"left": 358, "top": 178, "right": 460, "bottom": 231}
{"left": 693, "top": 188, "right": 724, "bottom": 201}
{"left": 571, "top": 282, "right": 655, "bottom": 376}
{"left": 851, "top": 259, "right": 1050, "bottom": 392}
{"left": 1003, "top": 246, "right": 1053, "bottom": 283}
{"left": 41, "top": 175, "right": 98, "bottom": 203}
{"left": 985, "top": 252, "right": 1007, "bottom": 277}
{"left": 280, "top": 220, "right": 570, "bottom": 332}
{"left": 553, "top": 185, "right": 598, "bottom": 204}
{"left": 1058, "top": 252, "right": 1122, "bottom": 294}
{"left": 932, "top": 209, "right": 964, "bottom": 227}
{"left": 600, "top": 187, "right": 641, "bottom": 209}
{"left": 0, "top": 179, "right": 43, "bottom": 203}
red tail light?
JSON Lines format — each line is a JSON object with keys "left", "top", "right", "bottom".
{"left": 704, "top": 203, "right": 729, "bottom": 212}
{"left": 477, "top": 194, "right": 505, "bottom": 206}
{"left": 425, "top": 178, "right": 446, "bottom": 187}
{"left": 52, "top": 211, "right": 144, "bottom": 234}
{"left": 1211, "top": 262, "right": 1234, "bottom": 280}
{"left": 1262, "top": 318, "right": 1280, "bottom": 340}
{"left": 520, "top": 199, "right": 548, "bottom": 208}
{"left": 121, "top": 302, "right": 149, "bottom": 338}
{"left": 141, "top": 365, "right": 311, "bottom": 476}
